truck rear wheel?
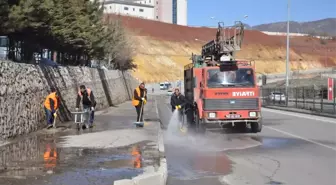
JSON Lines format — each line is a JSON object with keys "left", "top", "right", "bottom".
{"left": 250, "top": 122, "right": 262, "bottom": 133}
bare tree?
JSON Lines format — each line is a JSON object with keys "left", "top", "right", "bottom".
{"left": 102, "top": 15, "right": 136, "bottom": 71}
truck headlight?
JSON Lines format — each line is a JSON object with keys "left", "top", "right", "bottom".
{"left": 249, "top": 112, "right": 257, "bottom": 117}
{"left": 208, "top": 112, "right": 216, "bottom": 118}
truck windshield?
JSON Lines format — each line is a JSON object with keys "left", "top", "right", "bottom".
{"left": 207, "top": 68, "right": 255, "bottom": 88}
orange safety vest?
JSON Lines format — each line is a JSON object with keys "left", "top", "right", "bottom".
{"left": 44, "top": 92, "right": 59, "bottom": 111}
{"left": 132, "top": 87, "right": 146, "bottom": 106}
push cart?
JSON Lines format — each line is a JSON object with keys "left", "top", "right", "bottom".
{"left": 72, "top": 108, "right": 92, "bottom": 130}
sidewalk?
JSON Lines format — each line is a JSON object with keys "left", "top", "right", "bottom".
{"left": 262, "top": 105, "right": 336, "bottom": 118}
{"left": 59, "top": 98, "right": 167, "bottom": 185}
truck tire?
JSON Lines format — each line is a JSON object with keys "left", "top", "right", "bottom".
{"left": 250, "top": 122, "right": 262, "bottom": 133}
{"left": 194, "top": 108, "right": 206, "bottom": 134}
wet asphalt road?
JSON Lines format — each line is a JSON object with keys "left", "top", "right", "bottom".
{"left": 156, "top": 95, "right": 336, "bottom": 185}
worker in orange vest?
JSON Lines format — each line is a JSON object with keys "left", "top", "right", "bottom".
{"left": 76, "top": 85, "right": 96, "bottom": 128}
{"left": 132, "top": 82, "right": 147, "bottom": 123}
{"left": 44, "top": 88, "right": 59, "bottom": 129}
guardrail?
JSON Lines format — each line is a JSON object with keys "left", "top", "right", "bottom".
{"left": 261, "top": 87, "right": 336, "bottom": 115}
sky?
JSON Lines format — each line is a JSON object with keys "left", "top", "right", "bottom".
{"left": 187, "top": 0, "right": 336, "bottom": 27}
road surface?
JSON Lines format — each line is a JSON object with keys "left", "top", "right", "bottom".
{"left": 156, "top": 95, "right": 336, "bottom": 185}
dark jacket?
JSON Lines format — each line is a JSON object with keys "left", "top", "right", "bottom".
{"left": 76, "top": 90, "right": 96, "bottom": 108}
{"left": 170, "top": 93, "right": 185, "bottom": 110}
{"left": 133, "top": 87, "right": 147, "bottom": 106}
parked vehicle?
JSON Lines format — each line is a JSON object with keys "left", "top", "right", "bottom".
{"left": 160, "top": 83, "right": 166, "bottom": 90}
{"left": 167, "top": 89, "right": 173, "bottom": 96}
{"left": 268, "top": 92, "right": 286, "bottom": 103}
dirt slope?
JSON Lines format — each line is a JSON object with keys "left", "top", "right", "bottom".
{"left": 112, "top": 15, "right": 336, "bottom": 82}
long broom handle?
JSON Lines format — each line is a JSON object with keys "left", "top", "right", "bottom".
{"left": 138, "top": 91, "right": 146, "bottom": 122}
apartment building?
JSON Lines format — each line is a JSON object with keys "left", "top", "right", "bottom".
{"left": 100, "top": 0, "right": 187, "bottom": 25}
{"left": 102, "top": 0, "right": 155, "bottom": 20}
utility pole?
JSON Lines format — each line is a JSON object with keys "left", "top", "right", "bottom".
{"left": 285, "top": 0, "right": 290, "bottom": 106}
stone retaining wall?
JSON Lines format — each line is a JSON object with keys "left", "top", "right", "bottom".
{"left": 0, "top": 60, "right": 139, "bottom": 139}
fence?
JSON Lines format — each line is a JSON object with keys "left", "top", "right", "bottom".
{"left": 261, "top": 86, "right": 336, "bottom": 115}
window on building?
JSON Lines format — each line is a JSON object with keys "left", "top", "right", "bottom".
{"left": 133, "top": 8, "right": 135, "bottom": 11}
{"left": 149, "top": 0, "right": 151, "bottom": 3}
{"left": 124, "top": 7, "right": 128, "bottom": 10}
{"left": 172, "top": 0, "right": 177, "bottom": 24}
{"left": 139, "top": 8, "right": 144, "bottom": 12}
{"left": 156, "top": 1, "right": 158, "bottom": 4}
{"left": 156, "top": 16, "right": 158, "bottom": 19}
{"left": 110, "top": 6, "right": 112, "bottom": 9}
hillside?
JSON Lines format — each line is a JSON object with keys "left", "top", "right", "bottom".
{"left": 250, "top": 18, "right": 336, "bottom": 36}
{"left": 112, "top": 15, "right": 336, "bottom": 82}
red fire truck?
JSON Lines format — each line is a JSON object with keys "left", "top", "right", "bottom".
{"left": 183, "top": 21, "right": 262, "bottom": 133}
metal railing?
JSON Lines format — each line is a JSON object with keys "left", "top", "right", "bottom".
{"left": 261, "top": 86, "right": 336, "bottom": 115}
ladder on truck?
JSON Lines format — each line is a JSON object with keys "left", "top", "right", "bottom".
{"left": 201, "top": 21, "right": 244, "bottom": 62}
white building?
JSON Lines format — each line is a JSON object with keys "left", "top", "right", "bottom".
{"left": 100, "top": 0, "right": 187, "bottom": 26}
{"left": 155, "top": 0, "right": 187, "bottom": 25}
{"left": 175, "top": 0, "right": 187, "bottom": 25}
{"left": 102, "top": 0, "right": 155, "bottom": 20}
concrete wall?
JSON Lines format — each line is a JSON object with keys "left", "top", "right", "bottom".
{"left": 0, "top": 60, "right": 139, "bottom": 139}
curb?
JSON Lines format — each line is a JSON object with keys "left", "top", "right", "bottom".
{"left": 262, "top": 106, "right": 336, "bottom": 118}
{"left": 113, "top": 97, "right": 167, "bottom": 185}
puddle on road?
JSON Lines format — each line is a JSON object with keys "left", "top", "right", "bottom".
{"left": 164, "top": 124, "right": 308, "bottom": 184}
{"left": 0, "top": 134, "right": 159, "bottom": 185}
{"left": 250, "top": 136, "right": 308, "bottom": 149}
{"left": 166, "top": 144, "right": 232, "bottom": 182}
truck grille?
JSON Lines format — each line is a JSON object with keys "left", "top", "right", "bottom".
{"left": 203, "top": 98, "right": 259, "bottom": 111}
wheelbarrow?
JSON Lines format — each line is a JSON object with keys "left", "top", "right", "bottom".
{"left": 71, "top": 108, "right": 92, "bottom": 130}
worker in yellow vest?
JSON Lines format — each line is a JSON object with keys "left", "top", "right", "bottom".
{"left": 76, "top": 85, "right": 96, "bottom": 128}
{"left": 44, "top": 88, "right": 59, "bottom": 129}
{"left": 132, "top": 82, "right": 147, "bottom": 123}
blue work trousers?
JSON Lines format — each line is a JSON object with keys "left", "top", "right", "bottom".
{"left": 44, "top": 107, "right": 55, "bottom": 125}
{"left": 83, "top": 104, "right": 95, "bottom": 124}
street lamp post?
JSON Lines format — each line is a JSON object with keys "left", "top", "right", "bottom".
{"left": 285, "top": 0, "right": 290, "bottom": 106}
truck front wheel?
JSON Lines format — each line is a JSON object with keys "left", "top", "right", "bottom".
{"left": 250, "top": 121, "right": 262, "bottom": 133}
{"left": 194, "top": 108, "right": 206, "bottom": 134}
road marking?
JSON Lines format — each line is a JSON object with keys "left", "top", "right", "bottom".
{"left": 265, "top": 126, "right": 336, "bottom": 151}
{"left": 154, "top": 96, "right": 159, "bottom": 116}
{"left": 262, "top": 108, "right": 336, "bottom": 125}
